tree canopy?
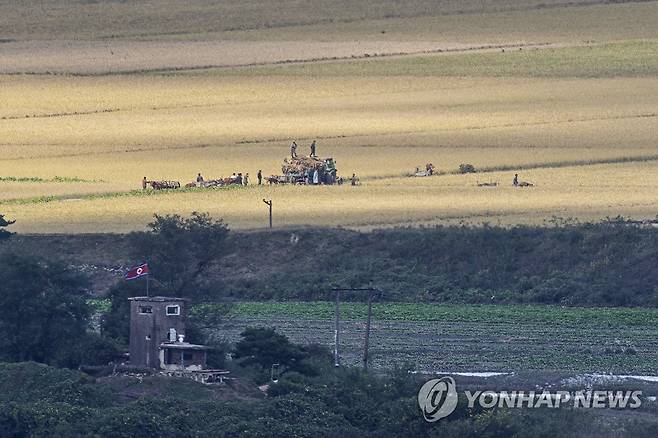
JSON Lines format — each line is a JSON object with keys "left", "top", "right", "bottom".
{"left": 128, "top": 212, "right": 230, "bottom": 297}
{"left": 0, "top": 253, "right": 90, "bottom": 364}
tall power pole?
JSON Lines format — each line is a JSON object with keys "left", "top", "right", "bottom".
{"left": 331, "top": 288, "right": 380, "bottom": 371}
{"left": 363, "top": 292, "right": 373, "bottom": 371}
{"left": 334, "top": 289, "right": 341, "bottom": 367}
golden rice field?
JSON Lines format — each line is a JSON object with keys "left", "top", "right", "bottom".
{"left": 0, "top": 1, "right": 657, "bottom": 233}
{"left": 2, "top": 161, "right": 658, "bottom": 233}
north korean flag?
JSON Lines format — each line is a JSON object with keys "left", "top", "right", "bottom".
{"left": 124, "top": 263, "right": 149, "bottom": 281}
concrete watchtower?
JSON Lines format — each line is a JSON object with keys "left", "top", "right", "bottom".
{"left": 128, "top": 296, "right": 187, "bottom": 368}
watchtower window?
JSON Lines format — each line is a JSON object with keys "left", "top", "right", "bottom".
{"left": 138, "top": 306, "right": 153, "bottom": 314}
{"left": 166, "top": 305, "right": 180, "bottom": 316}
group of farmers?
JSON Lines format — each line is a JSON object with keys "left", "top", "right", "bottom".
{"left": 142, "top": 138, "right": 362, "bottom": 189}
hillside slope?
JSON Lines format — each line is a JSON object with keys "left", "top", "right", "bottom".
{"left": 5, "top": 222, "right": 658, "bottom": 306}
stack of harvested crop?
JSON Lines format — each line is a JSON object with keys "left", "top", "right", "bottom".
{"left": 282, "top": 156, "right": 324, "bottom": 174}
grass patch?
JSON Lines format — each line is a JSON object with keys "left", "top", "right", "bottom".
{"left": 0, "top": 176, "right": 102, "bottom": 183}
{"left": 217, "top": 301, "right": 658, "bottom": 328}
{"left": 0, "top": 185, "right": 246, "bottom": 206}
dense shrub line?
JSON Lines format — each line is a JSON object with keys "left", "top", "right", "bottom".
{"left": 215, "top": 222, "right": 658, "bottom": 306}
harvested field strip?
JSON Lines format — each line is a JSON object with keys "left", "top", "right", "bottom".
{"left": 369, "top": 153, "right": 658, "bottom": 180}
{"left": 36, "top": 42, "right": 548, "bottom": 76}
{"left": 235, "top": 111, "right": 658, "bottom": 147}
{"left": 229, "top": 1, "right": 658, "bottom": 45}
{"left": 0, "top": 0, "right": 649, "bottom": 41}
{"left": 1, "top": 111, "right": 654, "bottom": 162}
{"left": 113, "top": 43, "right": 552, "bottom": 76}
{"left": 214, "top": 40, "right": 658, "bottom": 78}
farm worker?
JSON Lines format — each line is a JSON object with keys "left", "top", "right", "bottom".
{"left": 142, "top": 176, "right": 147, "bottom": 190}
{"left": 291, "top": 141, "right": 298, "bottom": 158}
{"left": 230, "top": 173, "right": 237, "bottom": 182}
{"left": 244, "top": 173, "right": 249, "bottom": 186}
{"left": 257, "top": 170, "right": 262, "bottom": 185}
{"left": 237, "top": 173, "right": 243, "bottom": 185}
{"left": 513, "top": 174, "right": 519, "bottom": 186}
{"left": 310, "top": 140, "right": 316, "bottom": 157}
{"left": 196, "top": 173, "right": 204, "bottom": 184}
{"left": 351, "top": 173, "right": 358, "bottom": 186}
{"left": 313, "top": 169, "right": 319, "bottom": 184}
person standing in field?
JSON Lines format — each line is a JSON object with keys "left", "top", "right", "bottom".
{"left": 310, "top": 140, "right": 317, "bottom": 157}
{"left": 351, "top": 173, "right": 358, "bottom": 186}
{"left": 196, "top": 173, "right": 204, "bottom": 186}
{"left": 513, "top": 174, "right": 519, "bottom": 186}
{"left": 244, "top": 173, "right": 249, "bottom": 186}
{"left": 257, "top": 170, "right": 262, "bottom": 185}
{"left": 291, "top": 141, "right": 298, "bottom": 158}
{"left": 142, "top": 176, "right": 148, "bottom": 190}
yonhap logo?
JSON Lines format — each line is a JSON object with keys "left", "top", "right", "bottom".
{"left": 418, "top": 376, "right": 643, "bottom": 423}
{"left": 417, "top": 377, "right": 459, "bottom": 422}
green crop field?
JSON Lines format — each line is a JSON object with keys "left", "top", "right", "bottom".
{"left": 198, "top": 302, "right": 658, "bottom": 373}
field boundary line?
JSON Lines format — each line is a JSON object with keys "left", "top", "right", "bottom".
{"left": 0, "top": 42, "right": 555, "bottom": 76}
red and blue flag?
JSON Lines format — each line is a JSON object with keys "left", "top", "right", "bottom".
{"left": 124, "top": 263, "right": 149, "bottom": 281}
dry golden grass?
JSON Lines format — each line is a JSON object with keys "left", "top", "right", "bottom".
{"left": 2, "top": 76, "right": 656, "bottom": 156}
{"left": 1, "top": 1, "right": 656, "bottom": 232}
{"left": 1, "top": 71, "right": 657, "bottom": 232}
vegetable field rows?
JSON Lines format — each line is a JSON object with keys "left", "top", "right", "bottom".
{"left": 205, "top": 302, "right": 658, "bottom": 373}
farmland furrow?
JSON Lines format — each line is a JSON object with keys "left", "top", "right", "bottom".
{"left": 210, "top": 311, "right": 658, "bottom": 373}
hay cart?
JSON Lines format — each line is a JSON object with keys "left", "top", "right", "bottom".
{"left": 280, "top": 156, "right": 338, "bottom": 185}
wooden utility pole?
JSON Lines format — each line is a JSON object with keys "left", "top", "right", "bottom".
{"left": 331, "top": 287, "right": 380, "bottom": 371}
{"left": 334, "top": 289, "right": 341, "bottom": 367}
{"left": 262, "top": 199, "right": 273, "bottom": 228}
{"left": 363, "top": 292, "right": 373, "bottom": 371}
